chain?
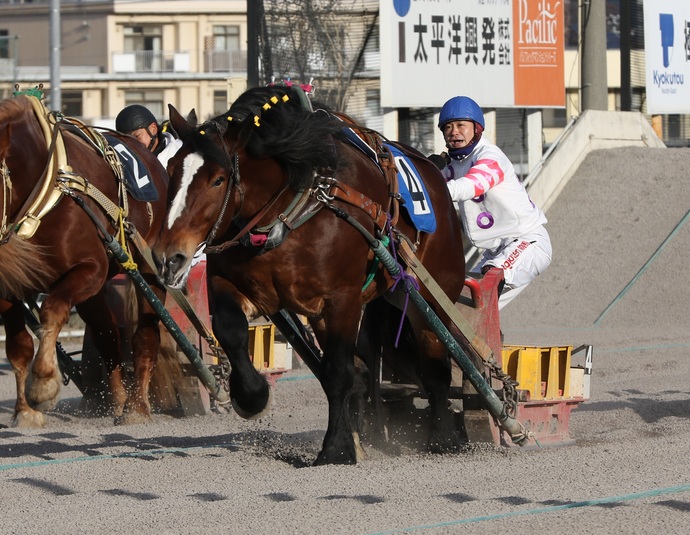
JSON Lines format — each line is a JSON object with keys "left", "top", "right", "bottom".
{"left": 487, "top": 357, "right": 520, "bottom": 418}
{"left": 209, "top": 348, "right": 232, "bottom": 408}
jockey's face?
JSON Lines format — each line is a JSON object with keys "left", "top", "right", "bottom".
{"left": 128, "top": 122, "right": 159, "bottom": 152}
{"left": 442, "top": 120, "right": 475, "bottom": 150}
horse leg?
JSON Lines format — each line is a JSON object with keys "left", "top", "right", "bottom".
{"left": 119, "top": 275, "right": 164, "bottom": 425}
{"left": 75, "top": 290, "right": 127, "bottom": 418}
{"left": 406, "top": 306, "right": 464, "bottom": 453}
{"left": 210, "top": 282, "right": 271, "bottom": 418}
{"left": 312, "top": 296, "right": 362, "bottom": 466}
{"left": 25, "top": 294, "right": 72, "bottom": 411}
{"left": 1, "top": 302, "right": 43, "bottom": 427}
{"left": 383, "top": 290, "right": 463, "bottom": 453}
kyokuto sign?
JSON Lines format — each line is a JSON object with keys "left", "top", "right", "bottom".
{"left": 643, "top": 0, "right": 690, "bottom": 114}
{"left": 380, "top": 0, "right": 565, "bottom": 108}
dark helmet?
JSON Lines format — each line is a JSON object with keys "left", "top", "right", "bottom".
{"left": 115, "top": 104, "right": 158, "bottom": 134}
{"left": 438, "top": 96, "right": 485, "bottom": 130}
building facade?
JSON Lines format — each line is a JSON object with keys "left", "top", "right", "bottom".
{"left": 0, "top": 0, "right": 249, "bottom": 126}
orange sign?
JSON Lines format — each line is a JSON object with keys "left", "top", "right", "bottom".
{"left": 513, "top": 0, "right": 565, "bottom": 106}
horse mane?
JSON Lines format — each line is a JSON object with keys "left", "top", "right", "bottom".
{"left": 222, "top": 85, "right": 346, "bottom": 190}
{"left": 0, "top": 235, "right": 53, "bottom": 298}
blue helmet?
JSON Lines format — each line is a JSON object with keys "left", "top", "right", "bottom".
{"left": 438, "top": 96, "right": 485, "bottom": 130}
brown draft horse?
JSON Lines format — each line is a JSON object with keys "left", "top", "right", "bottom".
{"left": 154, "top": 85, "right": 471, "bottom": 465}
{"left": 0, "top": 95, "right": 169, "bottom": 427}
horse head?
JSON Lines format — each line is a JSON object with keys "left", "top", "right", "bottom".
{"left": 156, "top": 88, "right": 343, "bottom": 289}
{"left": 154, "top": 105, "right": 240, "bottom": 288}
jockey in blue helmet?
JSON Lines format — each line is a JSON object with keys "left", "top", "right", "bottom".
{"left": 437, "top": 96, "right": 552, "bottom": 311}
{"left": 438, "top": 96, "right": 485, "bottom": 160}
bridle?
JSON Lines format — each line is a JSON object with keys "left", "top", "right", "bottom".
{"left": 198, "top": 122, "right": 291, "bottom": 255}
{"left": 202, "top": 152, "right": 240, "bottom": 249}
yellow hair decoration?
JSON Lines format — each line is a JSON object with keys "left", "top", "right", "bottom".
{"left": 282, "top": 95, "right": 289, "bottom": 102}
{"left": 254, "top": 116, "right": 260, "bottom": 127}
{"left": 262, "top": 103, "right": 271, "bottom": 111}
{"left": 200, "top": 130, "right": 206, "bottom": 135}
{"left": 270, "top": 96, "right": 279, "bottom": 104}
{"left": 227, "top": 116, "right": 233, "bottom": 122}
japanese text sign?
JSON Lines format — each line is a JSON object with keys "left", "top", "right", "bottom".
{"left": 380, "top": 0, "right": 565, "bottom": 108}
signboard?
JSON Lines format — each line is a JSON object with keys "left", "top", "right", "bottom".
{"left": 380, "top": 0, "right": 565, "bottom": 109}
{"left": 644, "top": 0, "right": 690, "bottom": 114}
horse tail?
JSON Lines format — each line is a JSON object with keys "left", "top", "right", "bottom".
{"left": 148, "top": 327, "right": 184, "bottom": 412}
{"left": 122, "top": 277, "right": 184, "bottom": 412}
{"left": 0, "top": 234, "right": 54, "bottom": 298}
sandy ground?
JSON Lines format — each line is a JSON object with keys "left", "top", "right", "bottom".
{"left": 2, "top": 146, "right": 690, "bottom": 534}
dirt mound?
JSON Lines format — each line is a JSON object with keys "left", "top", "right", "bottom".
{"left": 501, "top": 146, "right": 690, "bottom": 349}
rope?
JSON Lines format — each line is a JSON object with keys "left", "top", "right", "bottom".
{"left": 0, "top": 159, "right": 12, "bottom": 244}
{"left": 385, "top": 215, "right": 420, "bottom": 347}
{"left": 117, "top": 209, "right": 137, "bottom": 270}
{"left": 362, "top": 235, "right": 389, "bottom": 291}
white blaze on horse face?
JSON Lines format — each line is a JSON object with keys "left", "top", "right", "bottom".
{"left": 167, "top": 152, "right": 205, "bottom": 229}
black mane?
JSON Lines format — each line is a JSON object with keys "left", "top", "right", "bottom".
{"left": 222, "top": 85, "right": 346, "bottom": 190}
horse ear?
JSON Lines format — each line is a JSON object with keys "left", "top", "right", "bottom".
{"left": 169, "top": 104, "right": 193, "bottom": 138}
{"left": 186, "top": 108, "right": 198, "bottom": 126}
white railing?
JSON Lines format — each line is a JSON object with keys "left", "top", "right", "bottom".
{"left": 204, "top": 49, "right": 247, "bottom": 73}
{"left": 112, "top": 50, "right": 191, "bottom": 73}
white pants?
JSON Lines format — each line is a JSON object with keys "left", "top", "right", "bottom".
{"left": 472, "top": 225, "right": 552, "bottom": 310}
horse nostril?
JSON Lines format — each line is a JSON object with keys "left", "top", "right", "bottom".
{"left": 166, "top": 253, "right": 187, "bottom": 274}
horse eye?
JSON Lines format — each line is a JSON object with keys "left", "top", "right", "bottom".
{"left": 212, "top": 176, "right": 225, "bottom": 187}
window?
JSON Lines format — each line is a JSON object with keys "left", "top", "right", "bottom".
{"left": 207, "top": 25, "right": 241, "bottom": 72}
{"left": 213, "top": 90, "right": 228, "bottom": 116}
{"left": 0, "top": 29, "right": 8, "bottom": 59}
{"left": 213, "top": 25, "right": 240, "bottom": 51}
{"left": 124, "top": 25, "right": 163, "bottom": 72}
{"left": 365, "top": 89, "right": 383, "bottom": 132}
{"left": 61, "top": 92, "right": 82, "bottom": 117}
{"left": 123, "top": 90, "right": 164, "bottom": 121}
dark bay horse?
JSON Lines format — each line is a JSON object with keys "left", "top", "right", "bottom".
{"left": 154, "top": 85, "right": 471, "bottom": 465}
{"left": 0, "top": 95, "right": 170, "bottom": 427}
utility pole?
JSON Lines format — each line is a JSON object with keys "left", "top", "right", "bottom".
{"left": 580, "top": 0, "right": 608, "bottom": 111}
{"left": 247, "top": 0, "right": 259, "bottom": 88}
{"left": 49, "top": 0, "right": 61, "bottom": 110}
{"left": 619, "top": 0, "right": 631, "bottom": 111}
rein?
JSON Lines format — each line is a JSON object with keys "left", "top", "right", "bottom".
{"left": 203, "top": 153, "right": 240, "bottom": 248}
{"left": 200, "top": 125, "right": 294, "bottom": 255}
{"left": 204, "top": 173, "right": 291, "bottom": 254}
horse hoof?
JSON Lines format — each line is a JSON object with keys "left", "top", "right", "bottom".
{"left": 115, "top": 410, "right": 153, "bottom": 426}
{"left": 231, "top": 385, "right": 273, "bottom": 420}
{"left": 11, "top": 409, "right": 46, "bottom": 428}
{"left": 353, "top": 431, "right": 367, "bottom": 462}
{"left": 313, "top": 450, "right": 358, "bottom": 466}
{"left": 26, "top": 374, "right": 61, "bottom": 411}
{"left": 79, "top": 396, "right": 112, "bottom": 417}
